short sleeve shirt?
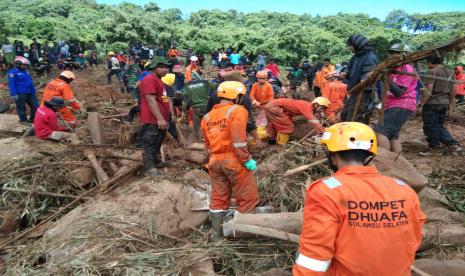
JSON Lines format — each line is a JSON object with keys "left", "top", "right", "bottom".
{"left": 139, "top": 73, "right": 171, "bottom": 124}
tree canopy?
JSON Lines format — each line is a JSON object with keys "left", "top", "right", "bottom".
{"left": 2, "top": 1, "right": 464, "bottom": 64}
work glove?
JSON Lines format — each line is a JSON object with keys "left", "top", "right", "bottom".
{"left": 10, "top": 95, "right": 19, "bottom": 102}
{"left": 244, "top": 159, "right": 257, "bottom": 171}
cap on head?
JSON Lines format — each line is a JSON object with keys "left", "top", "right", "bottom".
{"left": 190, "top": 56, "right": 199, "bottom": 62}
{"left": 60, "top": 70, "right": 76, "bottom": 80}
{"left": 256, "top": 70, "right": 268, "bottom": 79}
{"left": 217, "top": 81, "right": 246, "bottom": 100}
{"left": 46, "top": 97, "right": 66, "bottom": 108}
{"left": 389, "top": 43, "right": 410, "bottom": 53}
{"left": 108, "top": 51, "right": 115, "bottom": 56}
{"left": 320, "top": 122, "right": 377, "bottom": 156}
{"left": 147, "top": 56, "right": 171, "bottom": 69}
{"left": 14, "top": 56, "right": 30, "bottom": 66}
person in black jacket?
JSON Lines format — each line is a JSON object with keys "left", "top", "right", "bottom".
{"left": 340, "top": 34, "right": 378, "bottom": 124}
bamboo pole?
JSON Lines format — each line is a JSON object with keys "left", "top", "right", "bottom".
{"left": 283, "top": 160, "right": 326, "bottom": 177}
{"left": 1, "top": 187, "right": 80, "bottom": 199}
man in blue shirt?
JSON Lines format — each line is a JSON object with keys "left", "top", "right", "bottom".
{"left": 8, "top": 56, "right": 39, "bottom": 125}
{"left": 229, "top": 50, "right": 241, "bottom": 67}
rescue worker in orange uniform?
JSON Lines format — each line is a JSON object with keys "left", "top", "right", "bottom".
{"left": 454, "top": 66, "right": 465, "bottom": 104}
{"left": 293, "top": 122, "right": 426, "bottom": 276}
{"left": 185, "top": 56, "right": 199, "bottom": 83}
{"left": 321, "top": 71, "right": 347, "bottom": 123}
{"left": 201, "top": 81, "right": 260, "bottom": 242}
{"left": 265, "top": 98, "right": 325, "bottom": 145}
{"left": 311, "top": 97, "right": 331, "bottom": 125}
{"left": 41, "top": 71, "right": 80, "bottom": 126}
{"left": 313, "top": 59, "right": 335, "bottom": 97}
{"left": 250, "top": 70, "right": 274, "bottom": 127}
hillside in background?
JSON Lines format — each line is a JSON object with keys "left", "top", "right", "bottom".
{"left": 1, "top": 0, "right": 465, "bottom": 64}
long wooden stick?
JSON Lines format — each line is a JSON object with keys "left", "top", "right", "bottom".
{"left": 226, "top": 222, "right": 300, "bottom": 243}
{"left": 84, "top": 149, "right": 110, "bottom": 183}
{"left": 1, "top": 187, "right": 79, "bottom": 199}
{"left": 283, "top": 159, "right": 326, "bottom": 177}
{"left": 411, "top": 265, "right": 432, "bottom": 276}
{"left": 100, "top": 164, "right": 141, "bottom": 192}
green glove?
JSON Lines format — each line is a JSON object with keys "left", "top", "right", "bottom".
{"left": 244, "top": 159, "right": 257, "bottom": 171}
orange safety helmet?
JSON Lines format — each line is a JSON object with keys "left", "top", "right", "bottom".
{"left": 217, "top": 81, "right": 246, "bottom": 100}
{"left": 320, "top": 122, "right": 378, "bottom": 156}
{"left": 256, "top": 70, "right": 268, "bottom": 79}
{"left": 312, "top": 97, "right": 331, "bottom": 108}
{"left": 60, "top": 70, "right": 76, "bottom": 80}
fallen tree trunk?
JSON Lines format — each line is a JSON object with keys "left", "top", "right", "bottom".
{"left": 84, "top": 149, "right": 110, "bottom": 183}
{"left": 225, "top": 222, "right": 300, "bottom": 243}
{"left": 87, "top": 112, "right": 107, "bottom": 145}
{"left": 100, "top": 163, "right": 141, "bottom": 192}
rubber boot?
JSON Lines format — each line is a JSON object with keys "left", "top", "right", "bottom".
{"left": 276, "top": 133, "right": 289, "bottom": 145}
{"left": 209, "top": 211, "right": 225, "bottom": 242}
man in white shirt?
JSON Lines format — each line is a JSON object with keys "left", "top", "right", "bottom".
{"left": 2, "top": 39, "right": 14, "bottom": 65}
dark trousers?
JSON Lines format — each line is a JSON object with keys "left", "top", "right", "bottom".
{"left": 314, "top": 86, "right": 321, "bottom": 97}
{"left": 340, "top": 90, "right": 373, "bottom": 124}
{"left": 16, "top": 93, "right": 39, "bottom": 122}
{"left": 141, "top": 124, "right": 167, "bottom": 170}
{"left": 192, "top": 106, "right": 207, "bottom": 141}
{"left": 107, "top": 69, "right": 121, "bottom": 84}
{"left": 422, "top": 104, "right": 458, "bottom": 149}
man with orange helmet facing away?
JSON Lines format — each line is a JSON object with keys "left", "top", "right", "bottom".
{"left": 293, "top": 122, "right": 425, "bottom": 276}
{"left": 42, "top": 70, "right": 80, "bottom": 127}
{"left": 201, "top": 81, "right": 260, "bottom": 242}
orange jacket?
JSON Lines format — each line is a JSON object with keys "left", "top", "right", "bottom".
{"left": 454, "top": 66, "right": 465, "bottom": 96}
{"left": 313, "top": 64, "right": 335, "bottom": 88}
{"left": 293, "top": 166, "right": 425, "bottom": 276}
{"left": 185, "top": 64, "right": 198, "bottom": 83}
{"left": 201, "top": 103, "right": 250, "bottom": 163}
{"left": 250, "top": 82, "right": 274, "bottom": 105}
{"left": 42, "top": 79, "right": 80, "bottom": 122}
{"left": 167, "top": 48, "right": 180, "bottom": 58}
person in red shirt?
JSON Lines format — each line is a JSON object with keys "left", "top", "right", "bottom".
{"left": 265, "top": 98, "right": 324, "bottom": 145}
{"left": 265, "top": 59, "right": 280, "bottom": 77}
{"left": 454, "top": 66, "right": 465, "bottom": 104}
{"left": 293, "top": 122, "right": 425, "bottom": 276}
{"left": 34, "top": 97, "right": 79, "bottom": 144}
{"left": 139, "top": 56, "right": 172, "bottom": 176}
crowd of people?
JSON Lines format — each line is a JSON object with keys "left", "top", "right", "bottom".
{"left": 4, "top": 33, "right": 465, "bottom": 275}
{"left": 1, "top": 38, "right": 98, "bottom": 77}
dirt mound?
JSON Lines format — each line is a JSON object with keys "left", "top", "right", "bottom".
{"left": 71, "top": 79, "right": 128, "bottom": 108}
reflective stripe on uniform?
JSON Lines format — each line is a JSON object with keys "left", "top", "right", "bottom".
{"left": 308, "top": 119, "right": 320, "bottom": 124}
{"left": 209, "top": 209, "right": 226, "bottom": 213}
{"left": 295, "top": 253, "right": 331, "bottom": 272}
{"left": 225, "top": 104, "right": 239, "bottom": 119}
{"left": 204, "top": 112, "right": 210, "bottom": 123}
{"left": 233, "top": 142, "right": 247, "bottom": 148}
{"left": 322, "top": 177, "right": 342, "bottom": 189}
{"left": 394, "top": 178, "right": 406, "bottom": 186}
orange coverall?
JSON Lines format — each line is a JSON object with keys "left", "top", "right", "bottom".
{"left": 250, "top": 82, "right": 274, "bottom": 127}
{"left": 313, "top": 64, "right": 335, "bottom": 90}
{"left": 42, "top": 79, "right": 80, "bottom": 124}
{"left": 293, "top": 166, "right": 426, "bottom": 276}
{"left": 185, "top": 63, "right": 198, "bottom": 83}
{"left": 201, "top": 102, "right": 260, "bottom": 213}
{"left": 322, "top": 80, "right": 347, "bottom": 122}
{"left": 265, "top": 98, "right": 324, "bottom": 139}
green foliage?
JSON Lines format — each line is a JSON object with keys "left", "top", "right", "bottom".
{"left": 2, "top": 0, "right": 464, "bottom": 65}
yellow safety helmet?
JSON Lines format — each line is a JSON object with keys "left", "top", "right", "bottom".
{"left": 60, "top": 70, "right": 76, "bottom": 80}
{"left": 108, "top": 51, "right": 115, "bottom": 56}
{"left": 217, "top": 81, "right": 246, "bottom": 100}
{"left": 161, "top": 73, "right": 175, "bottom": 87}
{"left": 312, "top": 97, "right": 331, "bottom": 108}
{"left": 320, "top": 122, "right": 378, "bottom": 156}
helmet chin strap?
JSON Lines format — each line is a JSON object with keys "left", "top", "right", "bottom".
{"left": 363, "top": 155, "right": 374, "bottom": 166}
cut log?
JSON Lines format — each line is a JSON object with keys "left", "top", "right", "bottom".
{"left": 283, "top": 159, "right": 326, "bottom": 177}
{"left": 187, "top": 143, "right": 206, "bottom": 151}
{"left": 108, "top": 162, "right": 119, "bottom": 174}
{"left": 70, "top": 167, "right": 95, "bottom": 188}
{"left": 230, "top": 212, "right": 302, "bottom": 234}
{"left": 224, "top": 222, "right": 300, "bottom": 243}
{"left": 84, "top": 149, "right": 110, "bottom": 183}
{"left": 87, "top": 112, "right": 107, "bottom": 144}
{"left": 107, "top": 149, "right": 142, "bottom": 162}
